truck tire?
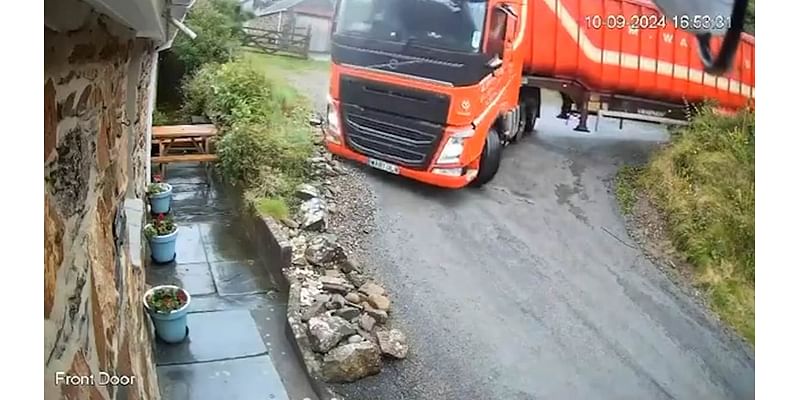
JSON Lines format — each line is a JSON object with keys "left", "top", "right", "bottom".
{"left": 470, "top": 128, "right": 502, "bottom": 187}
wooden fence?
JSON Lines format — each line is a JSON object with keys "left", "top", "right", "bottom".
{"left": 241, "top": 26, "right": 311, "bottom": 59}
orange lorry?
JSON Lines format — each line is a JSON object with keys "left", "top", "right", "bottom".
{"left": 322, "top": 0, "right": 755, "bottom": 189}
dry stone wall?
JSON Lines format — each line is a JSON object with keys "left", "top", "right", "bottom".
{"left": 44, "top": 5, "right": 159, "bottom": 400}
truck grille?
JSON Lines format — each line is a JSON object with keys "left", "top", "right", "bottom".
{"left": 342, "top": 105, "right": 444, "bottom": 169}
{"left": 338, "top": 75, "right": 450, "bottom": 169}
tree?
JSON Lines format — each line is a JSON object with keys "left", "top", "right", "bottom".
{"left": 744, "top": 1, "right": 755, "bottom": 35}
{"left": 171, "top": 0, "right": 245, "bottom": 73}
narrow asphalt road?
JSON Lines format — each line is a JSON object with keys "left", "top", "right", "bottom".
{"left": 288, "top": 71, "right": 755, "bottom": 400}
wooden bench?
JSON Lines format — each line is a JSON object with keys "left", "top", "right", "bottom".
{"left": 151, "top": 154, "right": 219, "bottom": 164}
{"left": 151, "top": 124, "right": 219, "bottom": 179}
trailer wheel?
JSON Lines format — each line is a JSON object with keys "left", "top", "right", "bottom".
{"left": 470, "top": 127, "right": 502, "bottom": 187}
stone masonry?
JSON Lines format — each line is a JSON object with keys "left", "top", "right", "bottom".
{"left": 44, "top": 3, "right": 159, "bottom": 399}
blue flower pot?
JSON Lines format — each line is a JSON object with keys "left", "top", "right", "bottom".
{"left": 148, "top": 227, "right": 178, "bottom": 264}
{"left": 144, "top": 285, "right": 191, "bottom": 344}
{"left": 148, "top": 183, "right": 173, "bottom": 214}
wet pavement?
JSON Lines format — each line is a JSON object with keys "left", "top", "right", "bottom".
{"left": 147, "top": 164, "right": 317, "bottom": 400}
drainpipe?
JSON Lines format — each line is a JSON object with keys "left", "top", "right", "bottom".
{"left": 169, "top": 16, "right": 197, "bottom": 40}
{"left": 145, "top": 53, "right": 159, "bottom": 183}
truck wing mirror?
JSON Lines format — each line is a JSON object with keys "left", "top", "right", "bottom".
{"left": 649, "top": 0, "right": 749, "bottom": 75}
{"left": 487, "top": 55, "right": 503, "bottom": 69}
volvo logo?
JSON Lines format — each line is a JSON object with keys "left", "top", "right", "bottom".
{"left": 388, "top": 59, "right": 399, "bottom": 70}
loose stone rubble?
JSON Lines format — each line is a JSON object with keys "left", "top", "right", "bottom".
{"left": 276, "top": 139, "right": 409, "bottom": 383}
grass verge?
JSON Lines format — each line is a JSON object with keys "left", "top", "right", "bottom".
{"left": 242, "top": 49, "right": 330, "bottom": 73}
{"left": 253, "top": 197, "right": 290, "bottom": 220}
{"left": 615, "top": 165, "right": 643, "bottom": 216}
{"left": 616, "top": 107, "right": 755, "bottom": 344}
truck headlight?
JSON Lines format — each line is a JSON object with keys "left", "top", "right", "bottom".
{"left": 436, "top": 128, "right": 474, "bottom": 164}
{"left": 325, "top": 95, "right": 342, "bottom": 144}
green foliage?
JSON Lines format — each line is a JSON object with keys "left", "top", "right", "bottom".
{"left": 253, "top": 197, "right": 290, "bottom": 220}
{"left": 182, "top": 56, "right": 314, "bottom": 205}
{"left": 242, "top": 50, "right": 331, "bottom": 74}
{"left": 146, "top": 182, "right": 170, "bottom": 196}
{"left": 178, "top": 30, "right": 317, "bottom": 217}
{"left": 172, "top": 0, "right": 243, "bottom": 73}
{"left": 216, "top": 122, "right": 313, "bottom": 191}
{"left": 153, "top": 108, "right": 188, "bottom": 126}
{"left": 144, "top": 214, "right": 177, "bottom": 240}
{"left": 744, "top": 1, "right": 755, "bottom": 35}
{"left": 182, "top": 60, "right": 303, "bottom": 127}
{"left": 639, "top": 106, "right": 755, "bottom": 343}
{"left": 153, "top": 110, "right": 170, "bottom": 126}
{"left": 615, "top": 165, "right": 643, "bottom": 215}
{"left": 146, "top": 287, "right": 188, "bottom": 313}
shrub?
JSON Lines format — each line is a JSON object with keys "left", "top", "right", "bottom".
{"left": 172, "top": 0, "right": 242, "bottom": 73}
{"left": 180, "top": 53, "right": 315, "bottom": 217}
{"left": 639, "top": 106, "right": 755, "bottom": 343}
{"left": 253, "top": 197, "right": 290, "bottom": 220}
{"left": 182, "top": 60, "right": 302, "bottom": 127}
{"left": 216, "top": 123, "right": 312, "bottom": 190}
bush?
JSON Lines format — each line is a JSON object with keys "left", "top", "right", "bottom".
{"left": 639, "top": 106, "right": 755, "bottom": 343}
{"left": 216, "top": 123, "right": 312, "bottom": 191}
{"left": 182, "top": 58, "right": 314, "bottom": 204}
{"left": 182, "top": 60, "right": 303, "bottom": 128}
{"left": 745, "top": 1, "right": 755, "bottom": 35}
{"left": 172, "top": 0, "right": 243, "bottom": 73}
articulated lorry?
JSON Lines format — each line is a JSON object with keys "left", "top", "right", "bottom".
{"left": 321, "top": 0, "right": 755, "bottom": 188}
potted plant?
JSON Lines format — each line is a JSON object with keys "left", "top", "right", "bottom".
{"left": 147, "top": 175, "right": 173, "bottom": 214}
{"left": 143, "top": 285, "right": 191, "bottom": 343}
{"left": 145, "top": 213, "right": 178, "bottom": 264}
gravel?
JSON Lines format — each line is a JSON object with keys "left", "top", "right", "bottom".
{"left": 324, "top": 161, "right": 377, "bottom": 266}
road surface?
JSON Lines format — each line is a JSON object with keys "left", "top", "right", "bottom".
{"left": 288, "top": 71, "right": 755, "bottom": 400}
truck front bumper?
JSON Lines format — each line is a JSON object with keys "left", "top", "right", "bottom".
{"left": 324, "top": 140, "right": 477, "bottom": 189}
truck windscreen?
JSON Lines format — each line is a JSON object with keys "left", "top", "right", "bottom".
{"left": 334, "top": 0, "right": 488, "bottom": 54}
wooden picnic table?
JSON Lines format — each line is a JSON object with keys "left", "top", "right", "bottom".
{"left": 151, "top": 124, "right": 219, "bottom": 178}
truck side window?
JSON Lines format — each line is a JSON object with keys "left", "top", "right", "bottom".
{"left": 486, "top": 7, "right": 507, "bottom": 59}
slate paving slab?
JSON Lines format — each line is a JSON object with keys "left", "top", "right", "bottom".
{"left": 210, "top": 260, "right": 276, "bottom": 295}
{"left": 173, "top": 224, "right": 207, "bottom": 264}
{"left": 146, "top": 262, "right": 216, "bottom": 296}
{"left": 157, "top": 355, "right": 290, "bottom": 400}
{"left": 198, "top": 222, "right": 257, "bottom": 262}
{"left": 147, "top": 164, "right": 312, "bottom": 399}
{"left": 251, "top": 308, "right": 318, "bottom": 400}
{"left": 155, "top": 310, "right": 267, "bottom": 366}
{"left": 190, "top": 293, "right": 280, "bottom": 313}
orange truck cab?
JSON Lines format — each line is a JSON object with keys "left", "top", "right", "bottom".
{"left": 322, "top": 0, "right": 755, "bottom": 189}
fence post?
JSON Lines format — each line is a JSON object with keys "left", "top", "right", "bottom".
{"left": 303, "top": 25, "right": 311, "bottom": 59}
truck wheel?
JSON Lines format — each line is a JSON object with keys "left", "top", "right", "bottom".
{"left": 508, "top": 104, "right": 526, "bottom": 144}
{"left": 470, "top": 128, "right": 502, "bottom": 187}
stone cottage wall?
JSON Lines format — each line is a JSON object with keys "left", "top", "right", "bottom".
{"left": 44, "top": 4, "right": 159, "bottom": 400}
